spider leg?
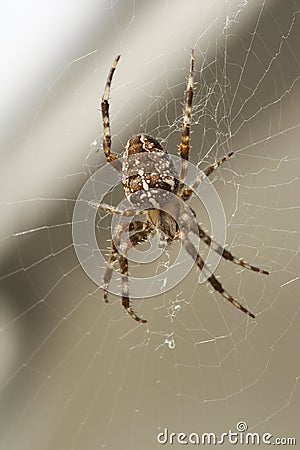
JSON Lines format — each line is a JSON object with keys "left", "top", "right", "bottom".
{"left": 179, "top": 49, "right": 194, "bottom": 193}
{"left": 117, "top": 229, "right": 151, "bottom": 323}
{"left": 102, "top": 221, "right": 131, "bottom": 304}
{"left": 98, "top": 203, "right": 146, "bottom": 217}
{"left": 180, "top": 229, "right": 256, "bottom": 318}
{"left": 190, "top": 222, "right": 269, "bottom": 275}
{"left": 101, "top": 55, "right": 121, "bottom": 165}
{"left": 103, "top": 221, "right": 151, "bottom": 323}
{"left": 103, "top": 241, "right": 118, "bottom": 302}
{"left": 181, "top": 151, "right": 234, "bottom": 201}
{"left": 118, "top": 253, "right": 147, "bottom": 324}
{"left": 102, "top": 221, "right": 149, "bottom": 302}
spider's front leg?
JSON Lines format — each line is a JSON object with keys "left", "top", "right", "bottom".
{"left": 179, "top": 49, "right": 194, "bottom": 193}
{"left": 101, "top": 55, "right": 122, "bottom": 169}
{"left": 181, "top": 151, "right": 234, "bottom": 202}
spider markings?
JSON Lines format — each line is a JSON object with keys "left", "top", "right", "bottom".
{"left": 122, "top": 134, "right": 180, "bottom": 210}
{"left": 98, "top": 51, "right": 269, "bottom": 323}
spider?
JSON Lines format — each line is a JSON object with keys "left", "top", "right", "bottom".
{"left": 98, "top": 50, "right": 269, "bottom": 323}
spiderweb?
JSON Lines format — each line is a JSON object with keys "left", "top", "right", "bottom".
{"left": 1, "top": 1, "right": 299, "bottom": 449}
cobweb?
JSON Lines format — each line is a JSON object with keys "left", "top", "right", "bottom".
{"left": 1, "top": 1, "right": 300, "bottom": 449}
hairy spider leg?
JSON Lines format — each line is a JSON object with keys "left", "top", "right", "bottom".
{"left": 119, "top": 229, "right": 151, "bottom": 324}
{"left": 101, "top": 54, "right": 121, "bottom": 164}
{"left": 181, "top": 151, "right": 234, "bottom": 202}
{"left": 98, "top": 203, "right": 146, "bottom": 217}
{"left": 179, "top": 49, "right": 195, "bottom": 192}
{"left": 193, "top": 222, "right": 269, "bottom": 275}
{"left": 103, "top": 240, "right": 118, "bottom": 303}
{"left": 102, "top": 221, "right": 147, "bottom": 300}
{"left": 103, "top": 219, "right": 151, "bottom": 323}
{"left": 180, "top": 228, "right": 256, "bottom": 318}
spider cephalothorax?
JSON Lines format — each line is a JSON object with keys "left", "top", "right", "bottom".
{"left": 98, "top": 51, "right": 269, "bottom": 323}
{"left": 123, "top": 134, "right": 181, "bottom": 243}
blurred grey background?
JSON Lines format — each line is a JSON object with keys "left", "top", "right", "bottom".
{"left": 0, "top": 0, "right": 299, "bottom": 449}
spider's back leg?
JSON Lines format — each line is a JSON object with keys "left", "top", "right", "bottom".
{"left": 180, "top": 227, "right": 256, "bottom": 319}
{"left": 193, "top": 222, "right": 269, "bottom": 275}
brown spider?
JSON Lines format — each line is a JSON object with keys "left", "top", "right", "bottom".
{"left": 98, "top": 50, "right": 269, "bottom": 323}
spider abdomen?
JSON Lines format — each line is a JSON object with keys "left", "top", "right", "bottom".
{"left": 122, "top": 134, "right": 180, "bottom": 208}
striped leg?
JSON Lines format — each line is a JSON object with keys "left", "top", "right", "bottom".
{"left": 194, "top": 223, "right": 269, "bottom": 275}
{"left": 103, "top": 222, "right": 151, "bottom": 323}
{"left": 101, "top": 55, "right": 121, "bottom": 163}
{"left": 98, "top": 203, "right": 146, "bottom": 217}
{"left": 118, "top": 228, "right": 151, "bottom": 323}
{"left": 181, "top": 151, "right": 234, "bottom": 201}
{"left": 180, "top": 229, "right": 256, "bottom": 319}
{"left": 103, "top": 241, "right": 118, "bottom": 303}
{"left": 102, "top": 221, "right": 149, "bottom": 303}
{"left": 102, "top": 221, "right": 130, "bottom": 305}
{"left": 179, "top": 49, "right": 195, "bottom": 192}
{"left": 119, "top": 246, "right": 148, "bottom": 324}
